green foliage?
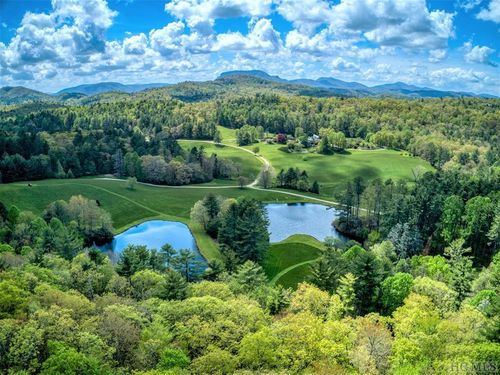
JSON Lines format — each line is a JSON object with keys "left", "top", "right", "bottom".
{"left": 40, "top": 341, "right": 104, "bottom": 375}
{"left": 157, "top": 348, "right": 190, "bottom": 371}
{"left": 218, "top": 198, "right": 269, "bottom": 262}
{"left": 381, "top": 272, "right": 414, "bottom": 314}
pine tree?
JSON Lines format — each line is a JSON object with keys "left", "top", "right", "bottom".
{"left": 114, "top": 149, "right": 125, "bottom": 177}
{"left": 352, "top": 251, "right": 383, "bottom": 314}
{"left": 213, "top": 130, "right": 222, "bottom": 144}
{"left": 337, "top": 272, "right": 357, "bottom": 317}
{"left": 55, "top": 160, "right": 65, "bottom": 179}
{"left": 310, "top": 180, "right": 320, "bottom": 194}
{"left": 444, "top": 238, "right": 474, "bottom": 303}
{"left": 218, "top": 198, "right": 269, "bottom": 262}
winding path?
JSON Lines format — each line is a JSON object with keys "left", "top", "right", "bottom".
{"left": 98, "top": 139, "right": 342, "bottom": 207}
{"left": 269, "top": 259, "right": 318, "bottom": 285}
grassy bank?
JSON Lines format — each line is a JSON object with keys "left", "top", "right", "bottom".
{"left": 263, "top": 234, "right": 324, "bottom": 288}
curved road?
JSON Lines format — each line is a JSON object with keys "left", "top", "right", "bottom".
{"left": 99, "top": 139, "right": 341, "bottom": 206}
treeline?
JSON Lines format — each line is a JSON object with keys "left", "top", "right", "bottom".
{"left": 216, "top": 94, "right": 499, "bottom": 167}
{"left": 118, "top": 146, "right": 239, "bottom": 186}
{"left": 0, "top": 195, "right": 113, "bottom": 256}
{"left": 0, "top": 98, "right": 218, "bottom": 182}
{"left": 2, "top": 92, "right": 498, "bottom": 183}
{"left": 335, "top": 166, "right": 499, "bottom": 266}
{"left": 276, "top": 167, "right": 320, "bottom": 193}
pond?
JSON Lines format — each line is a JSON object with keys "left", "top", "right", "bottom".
{"left": 102, "top": 203, "right": 347, "bottom": 263}
{"left": 265, "top": 203, "right": 348, "bottom": 243}
{"left": 101, "top": 220, "right": 205, "bottom": 264}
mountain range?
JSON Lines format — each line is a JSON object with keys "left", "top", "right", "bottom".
{"left": 218, "top": 70, "right": 496, "bottom": 98}
{"left": 0, "top": 70, "right": 496, "bottom": 105}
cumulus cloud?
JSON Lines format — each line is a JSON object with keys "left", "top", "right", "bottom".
{"left": 149, "top": 21, "right": 185, "bottom": 58}
{"left": 213, "top": 19, "right": 281, "bottom": 52}
{"left": 276, "top": 0, "right": 332, "bottom": 35}
{"left": 463, "top": 42, "right": 497, "bottom": 66}
{"left": 330, "top": 0, "right": 455, "bottom": 50}
{"left": 285, "top": 29, "right": 354, "bottom": 55}
{"left": 477, "top": 0, "right": 500, "bottom": 22}
{"left": 123, "top": 33, "right": 148, "bottom": 55}
{"left": 331, "top": 57, "right": 360, "bottom": 72}
{"left": 1, "top": 0, "right": 117, "bottom": 71}
{"left": 165, "top": 0, "right": 273, "bottom": 34}
{"left": 428, "top": 49, "right": 447, "bottom": 63}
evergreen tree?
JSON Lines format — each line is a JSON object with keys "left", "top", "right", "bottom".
{"left": 387, "top": 223, "right": 423, "bottom": 259}
{"left": 337, "top": 272, "right": 357, "bottom": 317}
{"left": 444, "top": 238, "right": 474, "bottom": 303}
{"left": 114, "top": 149, "right": 125, "bottom": 177}
{"left": 172, "top": 249, "right": 202, "bottom": 282}
{"left": 218, "top": 198, "right": 269, "bottom": 262}
{"left": 310, "top": 180, "right": 320, "bottom": 194}
{"left": 213, "top": 130, "right": 222, "bottom": 144}
{"left": 439, "top": 195, "right": 464, "bottom": 245}
{"left": 352, "top": 251, "right": 383, "bottom": 314}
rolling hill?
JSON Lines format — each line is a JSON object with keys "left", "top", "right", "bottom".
{"left": 219, "top": 70, "right": 496, "bottom": 98}
{"left": 0, "top": 86, "right": 53, "bottom": 105}
{"left": 56, "top": 82, "right": 171, "bottom": 96}
{"left": 2, "top": 70, "right": 496, "bottom": 105}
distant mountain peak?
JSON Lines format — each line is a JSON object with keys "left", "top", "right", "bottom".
{"left": 216, "top": 70, "right": 495, "bottom": 98}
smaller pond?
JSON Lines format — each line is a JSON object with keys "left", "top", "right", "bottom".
{"left": 101, "top": 220, "right": 205, "bottom": 265}
{"left": 266, "top": 203, "right": 349, "bottom": 243}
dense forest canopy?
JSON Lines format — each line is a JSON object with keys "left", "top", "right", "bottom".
{"left": 0, "top": 79, "right": 499, "bottom": 374}
{"left": 1, "top": 81, "right": 498, "bottom": 184}
{"left": 0, "top": 193, "right": 499, "bottom": 374}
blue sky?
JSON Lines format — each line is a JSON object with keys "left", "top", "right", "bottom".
{"left": 0, "top": 0, "right": 498, "bottom": 94}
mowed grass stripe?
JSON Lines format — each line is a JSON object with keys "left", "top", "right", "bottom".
{"left": 263, "top": 234, "right": 324, "bottom": 285}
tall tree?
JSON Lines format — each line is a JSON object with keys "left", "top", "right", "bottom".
{"left": 218, "top": 198, "right": 269, "bottom": 262}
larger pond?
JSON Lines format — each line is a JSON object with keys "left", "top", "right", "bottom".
{"left": 103, "top": 203, "right": 347, "bottom": 262}
{"left": 101, "top": 220, "right": 205, "bottom": 264}
{"left": 266, "top": 203, "right": 348, "bottom": 243}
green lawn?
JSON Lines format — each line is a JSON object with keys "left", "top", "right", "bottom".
{"left": 0, "top": 178, "right": 322, "bottom": 261}
{"left": 210, "top": 126, "right": 433, "bottom": 197}
{"left": 246, "top": 143, "right": 433, "bottom": 197}
{"left": 178, "top": 140, "right": 262, "bottom": 180}
{"left": 276, "top": 262, "right": 314, "bottom": 289}
{"left": 263, "top": 234, "right": 324, "bottom": 288}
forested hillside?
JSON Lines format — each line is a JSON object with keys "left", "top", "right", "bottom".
{"left": 0, "top": 78, "right": 499, "bottom": 374}
{"left": 1, "top": 80, "right": 498, "bottom": 183}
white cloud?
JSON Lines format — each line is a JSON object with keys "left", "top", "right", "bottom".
{"left": 276, "top": 0, "right": 332, "bottom": 35}
{"left": 123, "top": 33, "right": 148, "bottom": 55}
{"left": 477, "top": 0, "right": 500, "bottom": 22}
{"left": 430, "top": 67, "right": 487, "bottom": 85}
{"left": 285, "top": 29, "right": 354, "bottom": 55}
{"left": 330, "top": 0, "right": 454, "bottom": 50}
{"left": 458, "top": 0, "right": 482, "bottom": 11}
{"left": 331, "top": 57, "right": 360, "bottom": 72}
{"left": 1, "top": 0, "right": 117, "bottom": 70}
{"left": 428, "top": 49, "right": 447, "bottom": 63}
{"left": 165, "top": 0, "right": 273, "bottom": 34}
{"left": 463, "top": 42, "right": 497, "bottom": 65}
{"left": 213, "top": 19, "right": 281, "bottom": 52}
{"left": 149, "top": 21, "right": 185, "bottom": 57}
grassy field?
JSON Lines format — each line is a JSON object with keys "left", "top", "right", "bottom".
{"left": 0, "top": 178, "right": 324, "bottom": 261}
{"left": 1, "top": 130, "right": 432, "bottom": 279}
{"left": 178, "top": 140, "right": 262, "bottom": 180}
{"left": 192, "top": 127, "right": 434, "bottom": 198}
{"left": 263, "top": 234, "right": 324, "bottom": 288}
{"left": 253, "top": 144, "right": 432, "bottom": 197}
